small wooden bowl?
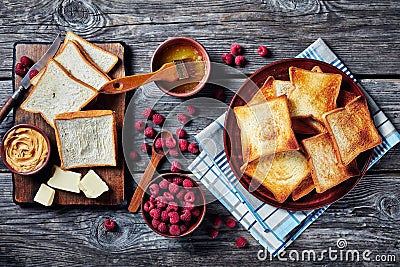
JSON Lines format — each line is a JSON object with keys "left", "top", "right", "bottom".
{"left": 151, "top": 37, "right": 211, "bottom": 97}
{"left": 1, "top": 124, "right": 51, "bottom": 175}
{"left": 141, "top": 173, "right": 206, "bottom": 238}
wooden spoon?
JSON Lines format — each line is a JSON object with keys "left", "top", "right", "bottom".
{"left": 128, "top": 130, "right": 173, "bottom": 213}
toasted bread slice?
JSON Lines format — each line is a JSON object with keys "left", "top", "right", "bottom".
{"left": 292, "top": 116, "right": 326, "bottom": 135}
{"left": 292, "top": 175, "right": 314, "bottom": 201}
{"left": 234, "top": 95, "right": 299, "bottom": 162}
{"left": 323, "top": 96, "right": 382, "bottom": 165}
{"left": 54, "top": 40, "right": 111, "bottom": 90}
{"left": 311, "top": 66, "right": 323, "bottom": 73}
{"left": 273, "top": 80, "right": 294, "bottom": 96}
{"left": 244, "top": 150, "right": 310, "bottom": 203}
{"left": 54, "top": 110, "right": 117, "bottom": 169}
{"left": 248, "top": 76, "right": 275, "bottom": 105}
{"left": 302, "top": 133, "right": 360, "bottom": 193}
{"left": 337, "top": 90, "right": 358, "bottom": 107}
{"left": 64, "top": 31, "right": 119, "bottom": 73}
{"left": 21, "top": 59, "right": 98, "bottom": 128}
{"left": 288, "top": 67, "right": 342, "bottom": 121}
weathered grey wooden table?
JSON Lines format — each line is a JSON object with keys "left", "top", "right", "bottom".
{"left": 0, "top": 1, "right": 399, "bottom": 266}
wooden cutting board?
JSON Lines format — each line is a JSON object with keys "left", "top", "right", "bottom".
{"left": 12, "top": 42, "right": 126, "bottom": 206}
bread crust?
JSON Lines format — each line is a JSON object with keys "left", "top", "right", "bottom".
{"left": 292, "top": 175, "right": 315, "bottom": 201}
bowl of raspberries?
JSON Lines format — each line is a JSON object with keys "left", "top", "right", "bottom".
{"left": 141, "top": 173, "right": 206, "bottom": 237}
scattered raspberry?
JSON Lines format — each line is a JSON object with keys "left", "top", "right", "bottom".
{"left": 169, "top": 224, "right": 181, "bottom": 236}
{"left": 140, "top": 142, "right": 151, "bottom": 153}
{"left": 129, "top": 151, "right": 139, "bottom": 161}
{"left": 179, "top": 224, "right": 188, "bottom": 233}
{"left": 187, "top": 105, "right": 196, "bottom": 115}
{"left": 168, "top": 182, "right": 179, "bottom": 195}
{"left": 144, "top": 126, "right": 156, "bottom": 138}
{"left": 169, "top": 148, "right": 179, "bottom": 157}
{"left": 161, "top": 210, "right": 169, "bottom": 222}
{"left": 214, "top": 88, "right": 225, "bottom": 101}
{"left": 152, "top": 113, "right": 164, "bottom": 125}
{"left": 149, "top": 208, "right": 161, "bottom": 220}
{"left": 29, "top": 69, "right": 39, "bottom": 79}
{"left": 151, "top": 219, "right": 161, "bottom": 229}
{"left": 170, "top": 161, "right": 181, "bottom": 173}
{"left": 175, "top": 128, "right": 186, "bottom": 138}
{"left": 173, "top": 177, "right": 183, "bottom": 185}
{"left": 191, "top": 208, "right": 201, "bottom": 217}
{"left": 221, "top": 53, "right": 234, "bottom": 65}
{"left": 208, "top": 228, "right": 219, "bottom": 239}
{"left": 163, "top": 192, "right": 174, "bottom": 202}
{"left": 236, "top": 237, "right": 247, "bottom": 248}
{"left": 165, "top": 137, "right": 177, "bottom": 149}
{"left": 176, "top": 189, "right": 186, "bottom": 200}
{"left": 183, "top": 179, "right": 194, "bottom": 188}
{"left": 134, "top": 120, "right": 145, "bottom": 131}
{"left": 213, "top": 216, "right": 223, "bottom": 227}
{"left": 14, "top": 62, "right": 28, "bottom": 76}
{"left": 184, "top": 191, "right": 195, "bottom": 203}
{"left": 180, "top": 209, "right": 192, "bottom": 222}
{"left": 257, "top": 45, "right": 269, "bottom": 57}
{"left": 157, "top": 222, "right": 167, "bottom": 233}
{"left": 230, "top": 44, "right": 243, "bottom": 55}
{"left": 142, "top": 108, "right": 154, "bottom": 119}
{"left": 159, "top": 179, "right": 169, "bottom": 189}
{"left": 155, "top": 138, "right": 164, "bottom": 149}
{"left": 20, "top": 56, "right": 33, "bottom": 67}
{"left": 225, "top": 218, "right": 237, "bottom": 228}
{"left": 143, "top": 201, "right": 155, "bottom": 212}
{"left": 166, "top": 202, "right": 179, "bottom": 213}
{"left": 177, "top": 113, "right": 189, "bottom": 125}
{"left": 149, "top": 183, "right": 159, "bottom": 196}
{"left": 104, "top": 219, "right": 116, "bottom": 231}
{"left": 235, "top": 55, "right": 246, "bottom": 67}
{"left": 178, "top": 139, "right": 188, "bottom": 151}
{"left": 168, "top": 211, "right": 180, "bottom": 224}
{"left": 156, "top": 196, "right": 167, "bottom": 209}
{"left": 188, "top": 142, "right": 199, "bottom": 154}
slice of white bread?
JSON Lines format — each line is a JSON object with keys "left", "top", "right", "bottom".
{"left": 302, "top": 133, "right": 360, "bottom": 193}
{"left": 234, "top": 95, "right": 299, "bottom": 162}
{"left": 64, "top": 31, "right": 119, "bottom": 73}
{"left": 244, "top": 150, "right": 310, "bottom": 203}
{"left": 322, "top": 96, "right": 382, "bottom": 165}
{"left": 54, "top": 110, "right": 117, "bottom": 169}
{"left": 30, "top": 68, "right": 44, "bottom": 86}
{"left": 288, "top": 67, "right": 342, "bottom": 122}
{"left": 248, "top": 76, "right": 275, "bottom": 106}
{"left": 292, "top": 175, "right": 314, "bottom": 201}
{"left": 55, "top": 40, "right": 111, "bottom": 90}
{"left": 273, "top": 80, "right": 294, "bottom": 96}
{"left": 21, "top": 59, "right": 98, "bottom": 128}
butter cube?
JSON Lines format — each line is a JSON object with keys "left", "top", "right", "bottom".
{"left": 34, "top": 184, "right": 55, "bottom": 206}
{"left": 47, "top": 166, "right": 81, "bottom": 193}
{"left": 79, "top": 170, "right": 109, "bottom": 198}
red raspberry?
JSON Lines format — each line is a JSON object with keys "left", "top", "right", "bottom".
{"left": 163, "top": 192, "right": 174, "bottom": 202}
{"left": 169, "top": 224, "right": 181, "bottom": 236}
{"left": 155, "top": 138, "right": 164, "bottom": 149}
{"left": 173, "top": 177, "right": 183, "bottom": 185}
{"left": 179, "top": 224, "right": 188, "bottom": 233}
{"left": 187, "top": 105, "right": 196, "bottom": 115}
{"left": 134, "top": 120, "right": 145, "bottom": 131}
{"left": 142, "top": 108, "right": 154, "bottom": 119}
{"left": 129, "top": 151, "right": 139, "bottom": 161}
{"left": 188, "top": 142, "right": 199, "bottom": 154}
{"left": 166, "top": 202, "right": 179, "bottom": 213}
{"left": 191, "top": 208, "right": 201, "bottom": 217}
{"left": 225, "top": 218, "right": 237, "bottom": 228}
{"left": 169, "top": 148, "right": 179, "bottom": 157}
{"left": 236, "top": 237, "right": 247, "bottom": 248}
{"left": 184, "top": 202, "right": 195, "bottom": 211}
{"left": 168, "top": 211, "right": 180, "bottom": 224}
{"left": 143, "top": 201, "right": 155, "bottom": 212}
{"left": 104, "top": 219, "right": 116, "bottom": 231}
{"left": 230, "top": 44, "right": 243, "bottom": 55}
{"left": 176, "top": 189, "right": 186, "bottom": 200}
{"left": 180, "top": 209, "right": 192, "bottom": 222}
{"left": 165, "top": 137, "right": 176, "bottom": 149}
{"left": 257, "top": 45, "right": 269, "bottom": 57}
{"left": 149, "top": 208, "right": 161, "bottom": 220}
{"left": 152, "top": 219, "right": 161, "bottom": 229}
{"left": 29, "top": 69, "right": 39, "bottom": 79}
{"left": 177, "top": 113, "right": 189, "bottom": 125}
{"left": 182, "top": 179, "right": 194, "bottom": 188}
{"left": 176, "top": 128, "right": 186, "bottom": 138}
{"left": 208, "top": 228, "right": 219, "bottom": 239}
{"left": 159, "top": 179, "right": 169, "bottom": 189}
{"left": 221, "top": 53, "right": 234, "bottom": 65}
{"left": 184, "top": 191, "right": 195, "bottom": 203}
{"left": 178, "top": 139, "right": 188, "bottom": 151}
{"left": 149, "top": 183, "right": 160, "bottom": 196}
{"left": 157, "top": 222, "right": 167, "bottom": 233}
{"left": 140, "top": 143, "right": 150, "bottom": 153}
{"left": 152, "top": 113, "right": 164, "bottom": 125}
{"left": 149, "top": 196, "right": 156, "bottom": 203}
{"left": 144, "top": 127, "right": 156, "bottom": 138}
{"left": 213, "top": 216, "right": 223, "bottom": 227}
{"left": 168, "top": 182, "right": 179, "bottom": 195}
{"left": 235, "top": 55, "right": 246, "bottom": 67}
{"left": 20, "top": 56, "right": 33, "bottom": 67}
{"left": 161, "top": 211, "right": 169, "bottom": 222}
{"left": 214, "top": 88, "right": 225, "bottom": 101}
{"left": 156, "top": 196, "right": 167, "bottom": 209}
{"left": 14, "top": 63, "right": 28, "bottom": 76}
{"left": 170, "top": 161, "right": 181, "bottom": 173}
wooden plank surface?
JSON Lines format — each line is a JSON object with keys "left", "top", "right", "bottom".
{"left": 13, "top": 43, "right": 126, "bottom": 205}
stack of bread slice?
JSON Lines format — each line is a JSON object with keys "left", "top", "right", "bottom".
{"left": 235, "top": 65, "right": 382, "bottom": 203}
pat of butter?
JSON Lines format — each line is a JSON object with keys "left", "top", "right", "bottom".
{"left": 79, "top": 170, "right": 109, "bottom": 198}
{"left": 34, "top": 183, "right": 55, "bottom": 206}
{"left": 47, "top": 166, "right": 81, "bottom": 193}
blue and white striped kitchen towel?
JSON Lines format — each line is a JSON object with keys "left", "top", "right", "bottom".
{"left": 188, "top": 38, "right": 400, "bottom": 256}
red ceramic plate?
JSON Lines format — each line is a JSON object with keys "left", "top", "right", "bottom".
{"left": 224, "top": 58, "right": 372, "bottom": 210}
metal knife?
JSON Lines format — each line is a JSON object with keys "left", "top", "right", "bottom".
{"left": 0, "top": 34, "right": 62, "bottom": 124}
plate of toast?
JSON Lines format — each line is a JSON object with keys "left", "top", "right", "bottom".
{"left": 224, "top": 58, "right": 382, "bottom": 210}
